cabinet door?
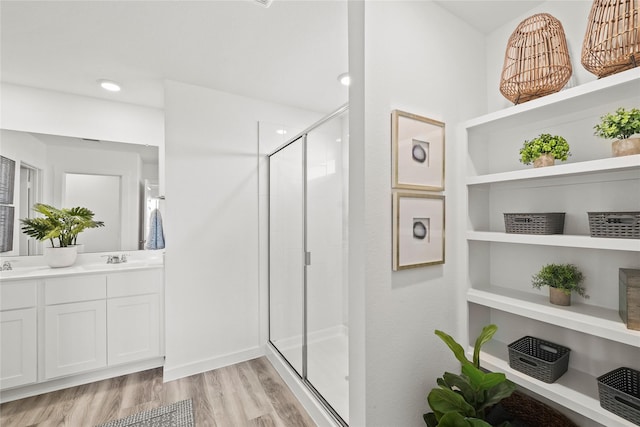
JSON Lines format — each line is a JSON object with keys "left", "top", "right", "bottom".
{"left": 0, "top": 308, "right": 37, "bottom": 389}
{"left": 107, "top": 294, "right": 160, "bottom": 365}
{"left": 44, "top": 300, "right": 107, "bottom": 379}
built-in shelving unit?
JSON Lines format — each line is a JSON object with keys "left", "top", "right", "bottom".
{"left": 462, "top": 68, "right": 640, "bottom": 427}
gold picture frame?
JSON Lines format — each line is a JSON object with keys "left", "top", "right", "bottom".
{"left": 392, "top": 192, "right": 445, "bottom": 270}
{"left": 391, "top": 110, "right": 445, "bottom": 191}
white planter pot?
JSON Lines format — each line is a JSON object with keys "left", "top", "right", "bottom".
{"left": 43, "top": 246, "right": 78, "bottom": 268}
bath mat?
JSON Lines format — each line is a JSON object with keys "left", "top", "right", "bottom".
{"left": 96, "top": 399, "right": 194, "bottom": 427}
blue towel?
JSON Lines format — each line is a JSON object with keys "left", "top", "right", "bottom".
{"left": 146, "top": 208, "right": 165, "bottom": 250}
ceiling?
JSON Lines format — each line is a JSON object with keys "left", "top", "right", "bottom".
{"left": 1, "top": 0, "right": 349, "bottom": 113}
{"left": 433, "top": 1, "right": 544, "bottom": 34}
{"left": 1, "top": 1, "right": 543, "bottom": 114}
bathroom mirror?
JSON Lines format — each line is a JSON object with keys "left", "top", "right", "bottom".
{"left": 0, "top": 129, "right": 160, "bottom": 256}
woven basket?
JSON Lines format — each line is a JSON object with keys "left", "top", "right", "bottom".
{"left": 582, "top": 0, "right": 640, "bottom": 78}
{"left": 588, "top": 211, "right": 640, "bottom": 239}
{"left": 597, "top": 367, "right": 640, "bottom": 425}
{"left": 508, "top": 336, "right": 571, "bottom": 383}
{"left": 498, "top": 391, "right": 579, "bottom": 427}
{"left": 500, "top": 13, "right": 573, "bottom": 104}
{"left": 504, "top": 213, "right": 565, "bottom": 235}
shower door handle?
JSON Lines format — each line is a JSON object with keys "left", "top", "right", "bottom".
{"left": 305, "top": 252, "right": 311, "bottom": 266}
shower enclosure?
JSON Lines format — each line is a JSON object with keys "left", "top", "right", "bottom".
{"left": 268, "top": 105, "right": 349, "bottom": 425}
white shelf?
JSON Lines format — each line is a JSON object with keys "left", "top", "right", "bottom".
{"left": 467, "top": 287, "right": 640, "bottom": 347}
{"left": 464, "top": 68, "right": 640, "bottom": 133}
{"left": 466, "top": 231, "right": 640, "bottom": 251}
{"left": 477, "top": 341, "right": 636, "bottom": 427}
{"left": 467, "top": 155, "right": 640, "bottom": 186}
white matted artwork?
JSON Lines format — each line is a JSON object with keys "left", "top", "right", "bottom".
{"left": 392, "top": 110, "right": 445, "bottom": 191}
{"left": 393, "top": 192, "right": 445, "bottom": 270}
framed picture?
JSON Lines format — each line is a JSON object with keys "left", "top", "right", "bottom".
{"left": 393, "top": 192, "right": 444, "bottom": 270}
{"left": 391, "top": 110, "right": 445, "bottom": 191}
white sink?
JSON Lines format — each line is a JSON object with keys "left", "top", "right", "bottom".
{"left": 0, "top": 266, "right": 51, "bottom": 279}
{"left": 80, "top": 260, "right": 155, "bottom": 271}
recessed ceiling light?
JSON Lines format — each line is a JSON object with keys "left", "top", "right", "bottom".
{"left": 337, "top": 73, "right": 351, "bottom": 86}
{"left": 276, "top": 129, "right": 287, "bottom": 135}
{"left": 98, "top": 79, "right": 121, "bottom": 92}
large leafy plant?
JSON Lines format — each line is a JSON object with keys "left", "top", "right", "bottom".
{"left": 532, "top": 263, "right": 587, "bottom": 297}
{"left": 424, "top": 325, "right": 516, "bottom": 427}
{"left": 20, "top": 203, "right": 104, "bottom": 248}
{"left": 519, "top": 133, "right": 570, "bottom": 165}
{"left": 594, "top": 107, "right": 640, "bottom": 140}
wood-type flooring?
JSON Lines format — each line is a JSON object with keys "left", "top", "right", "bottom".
{"left": 0, "top": 357, "right": 316, "bottom": 427}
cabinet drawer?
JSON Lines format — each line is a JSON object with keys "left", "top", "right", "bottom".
{"left": 45, "top": 275, "right": 106, "bottom": 305}
{"left": 107, "top": 269, "right": 162, "bottom": 298}
{"left": 1, "top": 280, "right": 37, "bottom": 310}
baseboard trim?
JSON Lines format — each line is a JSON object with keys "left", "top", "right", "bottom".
{"left": 162, "top": 346, "right": 263, "bottom": 382}
{"left": 266, "top": 344, "right": 341, "bottom": 427}
{"left": 1, "top": 357, "right": 165, "bottom": 404}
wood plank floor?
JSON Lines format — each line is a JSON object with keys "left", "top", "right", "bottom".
{"left": 0, "top": 357, "right": 317, "bottom": 427}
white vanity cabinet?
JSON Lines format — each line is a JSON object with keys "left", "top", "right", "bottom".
{"left": 106, "top": 269, "right": 162, "bottom": 365}
{"left": 0, "top": 261, "right": 164, "bottom": 402}
{"left": 0, "top": 280, "right": 37, "bottom": 389}
{"left": 462, "top": 69, "right": 640, "bottom": 426}
{"left": 43, "top": 275, "right": 107, "bottom": 379}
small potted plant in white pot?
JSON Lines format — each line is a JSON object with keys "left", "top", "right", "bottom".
{"left": 20, "top": 203, "right": 104, "bottom": 268}
{"left": 594, "top": 107, "right": 640, "bottom": 157}
{"left": 519, "top": 133, "right": 571, "bottom": 168}
{"left": 532, "top": 263, "right": 587, "bottom": 306}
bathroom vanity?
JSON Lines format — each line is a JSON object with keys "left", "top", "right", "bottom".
{"left": 0, "top": 253, "right": 164, "bottom": 403}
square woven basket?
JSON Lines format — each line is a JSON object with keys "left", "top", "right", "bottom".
{"left": 588, "top": 212, "right": 640, "bottom": 239}
{"left": 504, "top": 213, "right": 565, "bottom": 235}
{"left": 597, "top": 367, "right": 640, "bottom": 425}
{"left": 508, "top": 336, "right": 570, "bottom": 383}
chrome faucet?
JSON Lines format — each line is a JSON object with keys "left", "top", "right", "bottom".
{"left": 105, "top": 254, "right": 127, "bottom": 264}
{"left": 1, "top": 261, "right": 13, "bottom": 271}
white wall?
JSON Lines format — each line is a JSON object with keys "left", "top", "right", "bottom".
{"left": 486, "top": 1, "right": 593, "bottom": 112}
{"left": 163, "top": 80, "right": 323, "bottom": 381}
{"left": 348, "top": 2, "right": 486, "bottom": 426}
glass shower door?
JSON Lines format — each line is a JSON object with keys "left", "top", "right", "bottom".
{"left": 268, "top": 106, "right": 349, "bottom": 426}
{"left": 269, "top": 137, "right": 305, "bottom": 375}
{"left": 306, "top": 111, "right": 349, "bottom": 424}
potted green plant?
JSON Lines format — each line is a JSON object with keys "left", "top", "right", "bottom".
{"left": 20, "top": 203, "right": 104, "bottom": 267}
{"left": 519, "top": 133, "right": 571, "bottom": 168}
{"left": 424, "top": 324, "right": 516, "bottom": 427}
{"left": 593, "top": 107, "right": 640, "bottom": 157}
{"left": 531, "top": 263, "right": 587, "bottom": 306}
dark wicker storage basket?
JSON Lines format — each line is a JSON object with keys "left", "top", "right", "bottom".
{"left": 588, "top": 212, "right": 640, "bottom": 239}
{"left": 597, "top": 367, "right": 640, "bottom": 425}
{"left": 498, "top": 391, "right": 579, "bottom": 427}
{"left": 582, "top": 0, "right": 640, "bottom": 78}
{"left": 508, "top": 336, "right": 570, "bottom": 383}
{"left": 504, "top": 213, "right": 565, "bottom": 235}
